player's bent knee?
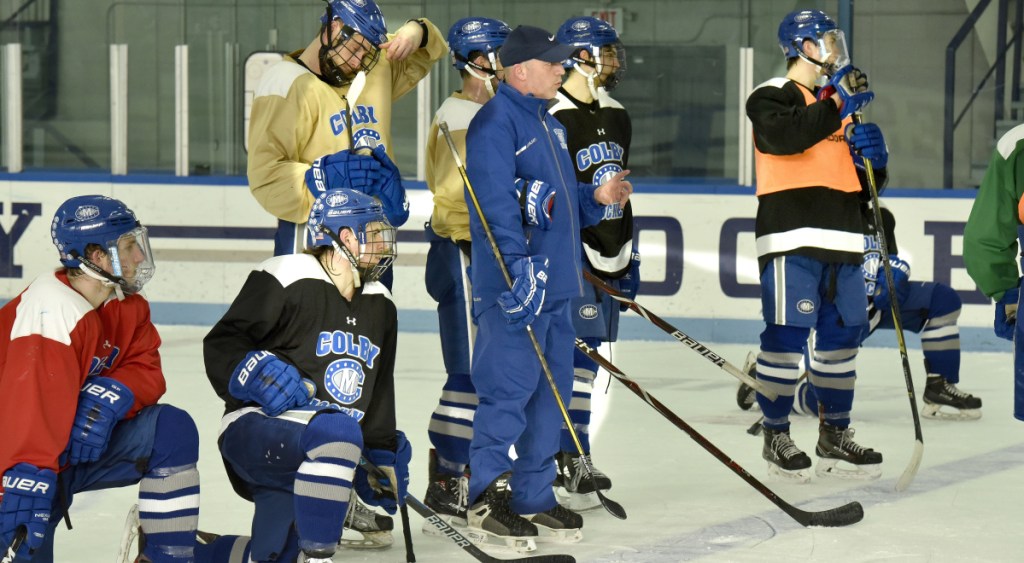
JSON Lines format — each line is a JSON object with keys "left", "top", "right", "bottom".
{"left": 151, "top": 404, "right": 200, "bottom": 469}
{"left": 300, "top": 410, "right": 363, "bottom": 462}
{"left": 929, "top": 283, "right": 962, "bottom": 319}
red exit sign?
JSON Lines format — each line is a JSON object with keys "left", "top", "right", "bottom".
{"left": 586, "top": 7, "right": 624, "bottom": 35}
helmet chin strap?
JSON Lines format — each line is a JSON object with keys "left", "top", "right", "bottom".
{"left": 465, "top": 51, "right": 500, "bottom": 98}
{"left": 571, "top": 47, "right": 604, "bottom": 100}
{"left": 323, "top": 227, "right": 362, "bottom": 288}
{"left": 76, "top": 260, "right": 127, "bottom": 300}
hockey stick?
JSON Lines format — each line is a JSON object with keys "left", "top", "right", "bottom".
{"left": 1, "top": 527, "right": 26, "bottom": 563}
{"left": 574, "top": 338, "right": 864, "bottom": 527}
{"left": 399, "top": 502, "right": 416, "bottom": 563}
{"left": 359, "top": 458, "right": 575, "bottom": 563}
{"left": 583, "top": 271, "right": 776, "bottom": 400}
{"left": 439, "top": 121, "right": 626, "bottom": 520}
{"left": 851, "top": 112, "right": 924, "bottom": 492}
{"left": 345, "top": 70, "right": 367, "bottom": 149}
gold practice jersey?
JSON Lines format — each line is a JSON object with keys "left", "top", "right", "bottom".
{"left": 247, "top": 19, "right": 446, "bottom": 227}
{"left": 426, "top": 91, "right": 483, "bottom": 242}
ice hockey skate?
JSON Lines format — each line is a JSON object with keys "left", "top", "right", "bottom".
{"left": 736, "top": 352, "right": 759, "bottom": 410}
{"left": 553, "top": 450, "right": 612, "bottom": 511}
{"left": 523, "top": 503, "right": 583, "bottom": 544}
{"left": 922, "top": 376, "right": 982, "bottom": 421}
{"left": 464, "top": 472, "right": 539, "bottom": 554}
{"left": 762, "top": 426, "right": 812, "bottom": 483}
{"left": 422, "top": 449, "right": 470, "bottom": 535}
{"left": 339, "top": 492, "right": 394, "bottom": 549}
{"left": 116, "top": 504, "right": 227, "bottom": 563}
{"left": 815, "top": 424, "right": 883, "bottom": 480}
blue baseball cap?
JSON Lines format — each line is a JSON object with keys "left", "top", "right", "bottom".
{"left": 499, "top": 25, "right": 576, "bottom": 66}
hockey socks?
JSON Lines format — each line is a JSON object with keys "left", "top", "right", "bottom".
{"left": 427, "top": 372, "right": 477, "bottom": 471}
{"left": 295, "top": 412, "right": 362, "bottom": 557}
{"left": 139, "top": 406, "right": 202, "bottom": 562}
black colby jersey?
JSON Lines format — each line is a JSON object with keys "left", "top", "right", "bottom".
{"left": 550, "top": 88, "right": 634, "bottom": 278}
{"left": 204, "top": 253, "right": 398, "bottom": 450}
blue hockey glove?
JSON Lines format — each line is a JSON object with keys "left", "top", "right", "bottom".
{"left": 229, "top": 351, "right": 311, "bottom": 417}
{"left": 368, "top": 145, "right": 410, "bottom": 227}
{"left": 64, "top": 376, "right": 135, "bottom": 465}
{"left": 515, "top": 178, "right": 556, "bottom": 230}
{"left": 304, "top": 149, "right": 382, "bottom": 197}
{"left": 827, "top": 66, "right": 873, "bottom": 119}
{"left": 1, "top": 463, "right": 57, "bottom": 557}
{"left": 994, "top": 281, "right": 1021, "bottom": 341}
{"left": 846, "top": 122, "right": 888, "bottom": 169}
{"left": 873, "top": 256, "right": 911, "bottom": 313}
{"left": 354, "top": 431, "right": 412, "bottom": 515}
{"left": 618, "top": 252, "right": 641, "bottom": 311}
{"left": 497, "top": 256, "right": 549, "bottom": 330}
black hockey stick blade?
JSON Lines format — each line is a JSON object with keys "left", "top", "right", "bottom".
{"left": 746, "top": 416, "right": 764, "bottom": 436}
{"left": 789, "top": 499, "right": 865, "bottom": 528}
{"left": 575, "top": 339, "right": 865, "bottom": 528}
{"left": 403, "top": 494, "right": 575, "bottom": 563}
{"left": 2, "top": 527, "right": 26, "bottom": 563}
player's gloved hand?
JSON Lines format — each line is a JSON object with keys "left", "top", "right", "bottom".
{"left": 873, "top": 256, "right": 911, "bottom": 313}
{"left": 845, "top": 122, "right": 888, "bottom": 169}
{"left": 1, "top": 463, "right": 57, "bottom": 557}
{"left": 498, "top": 256, "right": 549, "bottom": 330}
{"left": 354, "top": 431, "right": 412, "bottom": 515}
{"left": 618, "top": 251, "right": 641, "bottom": 311}
{"left": 515, "top": 178, "right": 556, "bottom": 230}
{"left": 827, "top": 66, "right": 874, "bottom": 119}
{"left": 994, "top": 280, "right": 1021, "bottom": 341}
{"left": 64, "top": 376, "right": 135, "bottom": 465}
{"left": 304, "top": 149, "right": 382, "bottom": 197}
{"left": 229, "top": 351, "right": 310, "bottom": 417}
{"left": 368, "top": 145, "right": 410, "bottom": 227}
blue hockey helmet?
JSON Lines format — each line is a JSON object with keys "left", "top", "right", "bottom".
{"left": 447, "top": 17, "right": 511, "bottom": 71}
{"left": 308, "top": 188, "right": 396, "bottom": 283}
{"left": 556, "top": 16, "right": 626, "bottom": 91}
{"left": 777, "top": 10, "right": 849, "bottom": 72}
{"left": 51, "top": 195, "right": 155, "bottom": 294}
{"left": 319, "top": 0, "right": 388, "bottom": 86}
{"left": 322, "top": 0, "right": 388, "bottom": 47}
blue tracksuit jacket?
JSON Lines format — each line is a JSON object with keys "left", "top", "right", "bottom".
{"left": 465, "top": 82, "right": 605, "bottom": 314}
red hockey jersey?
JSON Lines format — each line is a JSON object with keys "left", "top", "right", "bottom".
{"left": 0, "top": 270, "right": 164, "bottom": 475}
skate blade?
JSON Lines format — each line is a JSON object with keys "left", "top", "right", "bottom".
{"left": 533, "top": 523, "right": 583, "bottom": 544}
{"left": 115, "top": 504, "right": 141, "bottom": 563}
{"left": 554, "top": 487, "right": 603, "bottom": 511}
{"left": 463, "top": 527, "right": 537, "bottom": 554}
{"left": 922, "top": 403, "right": 982, "bottom": 421}
{"left": 815, "top": 458, "right": 882, "bottom": 480}
{"left": 338, "top": 529, "right": 394, "bottom": 549}
{"left": 766, "top": 463, "right": 811, "bottom": 484}
{"left": 421, "top": 513, "right": 468, "bottom": 537}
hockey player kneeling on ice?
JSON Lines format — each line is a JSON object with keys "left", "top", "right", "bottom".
{"left": 204, "top": 188, "right": 408, "bottom": 562}
{"left": 0, "top": 195, "right": 249, "bottom": 563}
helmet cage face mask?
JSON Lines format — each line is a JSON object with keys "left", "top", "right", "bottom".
{"left": 319, "top": 23, "right": 382, "bottom": 87}
{"left": 319, "top": 0, "right": 387, "bottom": 87}
{"left": 308, "top": 190, "right": 397, "bottom": 283}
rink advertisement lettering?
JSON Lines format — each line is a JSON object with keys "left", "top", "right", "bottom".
{"left": 0, "top": 182, "right": 991, "bottom": 328}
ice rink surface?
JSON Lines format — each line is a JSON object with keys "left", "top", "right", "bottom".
{"left": 57, "top": 327, "right": 1023, "bottom": 562}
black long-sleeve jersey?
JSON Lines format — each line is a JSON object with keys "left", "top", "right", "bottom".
{"left": 747, "top": 77, "right": 887, "bottom": 272}
{"left": 550, "top": 88, "right": 634, "bottom": 278}
{"left": 204, "top": 254, "right": 398, "bottom": 450}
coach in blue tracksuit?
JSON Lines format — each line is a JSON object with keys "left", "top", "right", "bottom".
{"left": 462, "top": 25, "right": 633, "bottom": 539}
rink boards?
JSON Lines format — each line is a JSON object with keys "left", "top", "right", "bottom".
{"left": 0, "top": 177, "right": 995, "bottom": 343}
